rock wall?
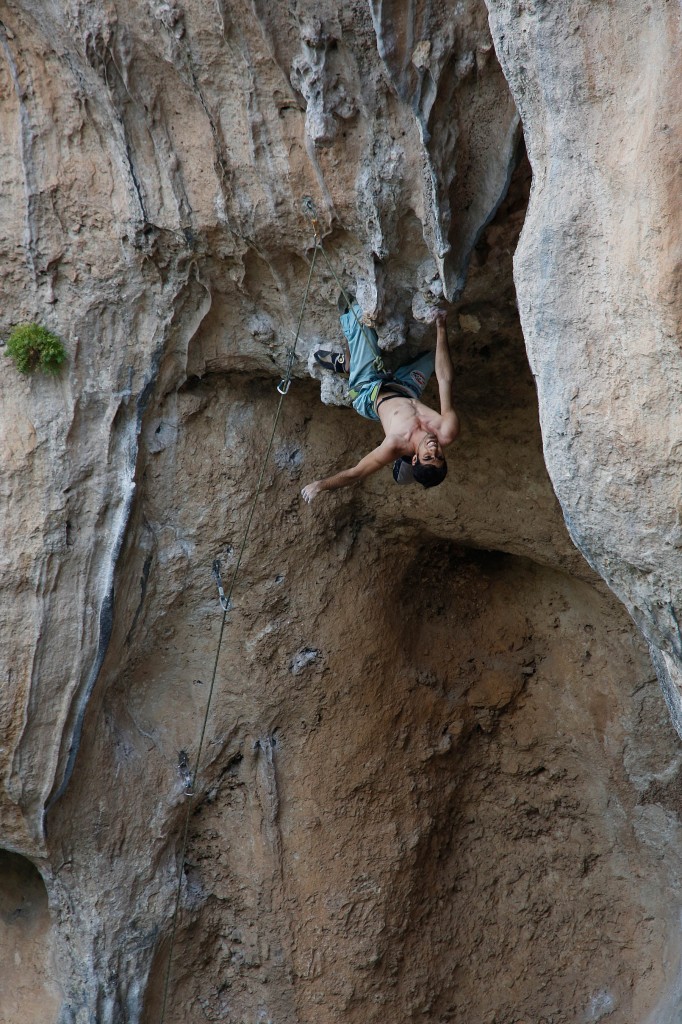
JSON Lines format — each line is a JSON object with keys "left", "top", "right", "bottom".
{"left": 486, "top": 0, "right": 682, "bottom": 732}
{"left": 0, "top": 1, "right": 680, "bottom": 1022}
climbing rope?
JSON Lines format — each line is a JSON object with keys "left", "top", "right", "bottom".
{"left": 301, "top": 196, "right": 386, "bottom": 375}
{"left": 159, "top": 200, "right": 380, "bottom": 1021}
{"left": 315, "top": 242, "right": 386, "bottom": 375}
{"left": 158, "top": 239, "right": 318, "bottom": 1024}
{"left": 301, "top": 197, "right": 385, "bottom": 374}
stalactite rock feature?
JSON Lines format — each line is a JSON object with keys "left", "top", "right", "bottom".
{"left": 0, "top": 1, "right": 680, "bottom": 1022}
{"left": 369, "top": 0, "right": 521, "bottom": 295}
{"left": 485, "top": 0, "right": 682, "bottom": 733}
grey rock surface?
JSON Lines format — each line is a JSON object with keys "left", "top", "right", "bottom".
{"left": 0, "top": 2, "right": 680, "bottom": 1022}
{"left": 486, "top": 0, "right": 682, "bottom": 731}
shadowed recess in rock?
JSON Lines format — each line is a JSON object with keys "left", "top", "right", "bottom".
{"left": 0, "top": 850, "right": 61, "bottom": 1023}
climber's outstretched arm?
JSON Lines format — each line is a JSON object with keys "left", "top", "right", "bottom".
{"left": 301, "top": 437, "right": 399, "bottom": 503}
{"left": 434, "top": 311, "right": 459, "bottom": 444}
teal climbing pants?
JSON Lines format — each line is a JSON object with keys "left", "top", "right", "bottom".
{"left": 340, "top": 303, "right": 435, "bottom": 421}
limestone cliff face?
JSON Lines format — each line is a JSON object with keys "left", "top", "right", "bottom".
{"left": 0, "top": 2, "right": 680, "bottom": 1023}
{"left": 486, "top": 0, "right": 682, "bottom": 740}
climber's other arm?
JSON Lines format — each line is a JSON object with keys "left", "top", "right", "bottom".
{"left": 301, "top": 437, "right": 400, "bottom": 503}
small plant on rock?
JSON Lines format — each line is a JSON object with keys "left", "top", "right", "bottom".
{"left": 5, "top": 323, "right": 67, "bottom": 375}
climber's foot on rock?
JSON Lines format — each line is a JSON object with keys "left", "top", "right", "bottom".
{"left": 314, "top": 349, "right": 348, "bottom": 374}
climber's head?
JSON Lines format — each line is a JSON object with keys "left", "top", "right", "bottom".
{"left": 412, "top": 457, "right": 448, "bottom": 488}
{"left": 411, "top": 434, "right": 447, "bottom": 488}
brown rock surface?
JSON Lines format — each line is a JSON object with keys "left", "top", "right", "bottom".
{"left": 0, "top": 2, "right": 680, "bottom": 1022}
{"left": 0, "top": 850, "right": 61, "bottom": 1023}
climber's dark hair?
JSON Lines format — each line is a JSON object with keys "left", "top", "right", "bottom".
{"left": 412, "top": 458, "right": 447, "bottom": 488}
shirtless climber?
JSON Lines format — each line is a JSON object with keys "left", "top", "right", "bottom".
{"left": 301, "top": 300, "right": 459, "bottom": 502}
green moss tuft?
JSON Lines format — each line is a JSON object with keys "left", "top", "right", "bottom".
{"left": 5, "top": 323, "right": 67, "bottom": 375}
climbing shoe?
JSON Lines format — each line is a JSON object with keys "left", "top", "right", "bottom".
{"left": 314, "top": 350, "right": 348, "bottom": 374}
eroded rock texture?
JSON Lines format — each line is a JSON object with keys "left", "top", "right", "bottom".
{"left": 0, "top": 1, "right": 680, "bottom": 1022}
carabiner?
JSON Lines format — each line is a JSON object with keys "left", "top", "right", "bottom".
{"left": 211, "top": 559, "right": 232, "bottom": 612}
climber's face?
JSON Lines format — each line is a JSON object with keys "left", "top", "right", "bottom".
{"left": 412, "top": 434, "right": 445, "bottom": 467}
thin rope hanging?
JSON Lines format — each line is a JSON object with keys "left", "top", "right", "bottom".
{"left": 158, "top": 200, "right": 379, "bottom": 1022}
{"left": 315, "top": 242, "right": 386, "bottom": 375}
{"left": 158, "top": 240, "right": 318, "bottom": 1024}
{"left": 302, "top": 195, "right": 385, "bottom": 373}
